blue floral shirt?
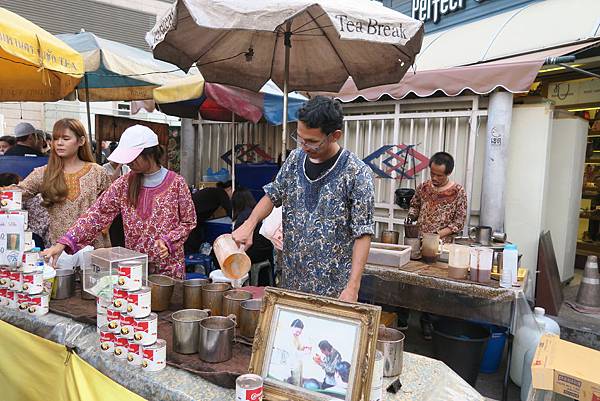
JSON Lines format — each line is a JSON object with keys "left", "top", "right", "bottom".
{"left": 264, "top": 148, "right": 375, "bottom": 298}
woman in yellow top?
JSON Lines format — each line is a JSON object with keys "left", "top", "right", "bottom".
{"left": 15, "top": 118, "right": 111, "bottom": 248}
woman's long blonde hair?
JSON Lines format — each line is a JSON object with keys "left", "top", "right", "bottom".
{"left": 40, "top": 119, "right": 95, "bottom": 207}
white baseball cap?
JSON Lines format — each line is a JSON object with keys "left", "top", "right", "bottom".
{"left": 14, "top": 122, "right": 36, "bottom": 138}
{"left": 108, "top": 125, "right": 159, "bottom": 164}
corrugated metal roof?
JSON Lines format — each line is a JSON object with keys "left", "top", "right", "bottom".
{"left": 0, "top": 0, "right": 156, "bottom": 49}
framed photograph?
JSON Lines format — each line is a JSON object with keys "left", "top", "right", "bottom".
{"left": 249, "top": 288, "right": 381, "bottom": 401}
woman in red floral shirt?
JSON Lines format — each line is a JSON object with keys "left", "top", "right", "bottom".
{"left": 43, "top": 125, "right": 196, "bottom": 279}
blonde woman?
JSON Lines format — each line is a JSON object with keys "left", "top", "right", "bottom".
{"left": 15, "top": 118, "right": 111, "bottom": 248}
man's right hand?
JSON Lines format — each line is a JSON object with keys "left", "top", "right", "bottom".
{"left": 40, "top": 243, "right": 66, "bottom": 268}
{"left": 232, "top": 221, "right": 255, "bottom": 250}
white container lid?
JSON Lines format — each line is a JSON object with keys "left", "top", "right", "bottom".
{"left": 209, "top": 269, "right": 248, "bottom": 287}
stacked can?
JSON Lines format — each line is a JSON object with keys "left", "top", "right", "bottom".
{"left": 97, "top": 260, "right": 165, "bottom": 372}
{"left": 0, "top": 250, "right": 49, "bottom": 316}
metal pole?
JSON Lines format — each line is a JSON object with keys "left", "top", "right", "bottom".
{"left": 232, "top": 112, "right": 236, "bottom": 191}
{"left": 281, "top": 21, "right": 292, "bottom": 162}
{"left": 83, "top": 73, "right": 93, "bottom": 146}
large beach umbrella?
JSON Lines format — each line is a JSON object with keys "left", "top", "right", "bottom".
{"left": 0, "top": 7, "right": 84, "bottom": 101}
{"left": 146, "top": 0, "right": 424, "bottom": 159}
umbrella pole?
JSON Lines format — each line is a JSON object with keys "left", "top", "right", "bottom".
{"left": 84, "top": 73, "right": 93, "bottom": 147}
{"left": 281, "top": 22, "right": 292, "bottom": 163}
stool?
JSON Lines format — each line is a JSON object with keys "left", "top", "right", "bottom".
{"left": 250, "top": 260, "right": 274, "bottom": 287}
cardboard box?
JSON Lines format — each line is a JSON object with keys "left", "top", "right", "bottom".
{"left": 532, "top": 334, "right": 600, "bottom": 401}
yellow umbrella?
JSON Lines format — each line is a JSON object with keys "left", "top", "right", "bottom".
{"left": 0, "top": 7, "right": 84, "bottom": 101}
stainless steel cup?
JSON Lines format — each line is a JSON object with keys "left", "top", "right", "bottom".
{"left": 51, "top": 269, "right": 75, "bottom": 300}
{"left": 223, "top": 290, "right": 252, "bottom": 327}
{"left": 198, "top": 315, "right": 236, "bottom": 363}
{"left": 183, "top": 278, "right": 210, "bottom": 309}
{"left": 201, "top": 283, "right": 231, "bottom": 316}
{"left": 171, "top": 309, "right": 211, "bottom": 354}
{"left": 376, "top": 325, "right": 405, "bottom": 377}
{"left": 148, "top": 274, "right": 175, "bottom": 312}
{"left": 240, "top": 298, "right": 262, "bottom": 339}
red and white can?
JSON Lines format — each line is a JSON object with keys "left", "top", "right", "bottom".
{"left": 21, "top": 251, "right": 40, "bottom": 273}
{"left": 126, "top": 286, "right": 151, "bottom": 318}
{"left": 5, "top": 290, "right": 18, "bottom": 308}
{"left": 0, "top": 288, "right": 7, "bottom": 306}
{"left": 27, "top": 292, "right": 49, "bottom": 316}
{"left": 17, "top": 292, "right": 30, "bottom": 312}
{"left": 0, "top": 266, "right": 10, "bottom": 288}
{"left": 107, "top": 306, "right": 122, "bottom": 333}
{"left": 142, "top": 339, "right": 166, "bottom": 372}
{"left": 8, "top": 271, "right": 22, "bottom": 291}
{"left": 117, "top": 261, "right": 143, "bottom": 292}
{"left": 22, "top": 271, "right": 44, "bottom": 295}
{"left": 99, "top": 325, "right": 116, "bottom": 354}
{"left": 235, "top": 374, "right": 264, "bottom": 401}
{"left": 97, "top": 296, "right": 112, "bottom": 315}
{"left": 120, "top": 314, "right": 136, "bottom": 339}
{"left": 114, "top": 336, "right": 129, "bottom": 359}
{"left": 133, "top": 313, "right": 158, "bottom": 346}
{"left": 127, "top": 342, "right": 143, "bottom": 367}
{"left": 97, "top": 312, "right": 108, "bottom": 333}
{"left": 112, "top": 288, "right": 128, "bottom": 313}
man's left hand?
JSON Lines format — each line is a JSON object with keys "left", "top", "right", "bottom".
{"left": 339, "top": 286, "right": 359, "bottom": 302}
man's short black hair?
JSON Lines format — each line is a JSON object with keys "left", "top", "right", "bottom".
{"left": 297, "top": 96, "right": 344, "bottom": 135}
{"left": 318, "top": 340, "right": 333, "bottom": 352}
{"left": 335, "top": 361, "right": 351, "bottom": 383}
{"left": 429, "top": 152, "right": 455, "bottom": 175}
{"left": 0, "top": 136, "right": 16, "bottom": 146}
{"left": 290, "top": 319, "right": 304, "bottom": 329}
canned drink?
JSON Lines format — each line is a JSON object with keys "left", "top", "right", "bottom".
{"left": 107, "top": 306, "right": 122, "bottom": 333}
{"left": 114, "top": 336, "right": 129, "bottom": 359}
{"left": 8, "top": 271, "right": 22, "bottom": 291}
{"left": 126, "top": 286, "right": 151, "bottom": 318}
{"left": 120, "top": 314, "right": 136, "bottom": 339}
{"left": 17, "top": 292, "right": 30, "bottom": 312}
{"left": 22, "top": 251, "right": 40, "bottom": 272}
{"left": 133, "top": 313, "right": 158, "bottom": 346}
{"left": 22, "top": 271, "right": 44, "bottom": 295}
{"left": 97, "top": 296, "right": 111, "bottom": 315}
{"left": 117, "top": 261, "right": 143, "bottom": 292}
{"left": 127, "top": 342, "right": 143, "bottom": 366}
{"left": 5, "top": 290, "right": 18, "bottom": 308}
{"left": 369, "top": 351, "right": 384, "bottom": 401}
{"left": 0, "top": 288, "right": 7, "bottom": 306}
{"left": 27, "top": 292, "right": 49, "bottom": 316}
{"left": 99, "top": 325, "right": 116, "bottom": 354}
{"left": 0, "top": 266, "right": 10, "bottom": 288}
{"left": 112, "top": 288, "right": 128, "bottom": 313}
{"left": 97, "top": 312, "right": 108, "bottom": 333}
{"left": 235, "top": 373, "right": 264, "bottom": 401}
{"left": 142, "top": 339, "right": 166, "bottom": 372}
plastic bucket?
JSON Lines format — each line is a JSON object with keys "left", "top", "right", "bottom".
{"left": 480, "top": 325, "right": 508, "bottom": 373}
{"left": 432, "top": 318, "right": 490, "bottom": 386}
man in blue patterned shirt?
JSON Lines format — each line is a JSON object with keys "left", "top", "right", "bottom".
{"left": 232, "top": 96, "right": 375, "bottom": 301}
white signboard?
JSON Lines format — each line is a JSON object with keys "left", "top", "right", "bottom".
{"left": 547, "top": 79, "right": 600, "bottom": 107}
{"left": 0, "top": 213, "right": 26, "bottom": 267}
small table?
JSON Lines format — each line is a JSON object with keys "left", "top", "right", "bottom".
{"left": 360, "top": 261, "right": 528, "bottom": 401}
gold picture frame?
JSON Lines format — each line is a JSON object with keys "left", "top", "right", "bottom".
{"left": 249, "top": 288, "right": 381, "bottom": 401}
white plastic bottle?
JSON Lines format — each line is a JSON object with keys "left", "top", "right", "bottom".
{"left": 501, "top": 244, "right": 518, "bottom": 288}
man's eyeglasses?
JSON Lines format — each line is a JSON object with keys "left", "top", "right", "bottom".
{"left": 290, "top": 130, "right": 332, "bottom": 152}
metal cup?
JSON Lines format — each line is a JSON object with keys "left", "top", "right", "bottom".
{"left": 223, "top": 290, "right": 252, "bottom": 327}
{"left": 183, "top": 278, "right": 210, "bottom": 309}
{"left": 201, "top": 282, "right": 231, "bottom": 316}
{"left": 240, "top": 298, "right": 262, "bottom": 339}
{"left": 381, "top": 230, "right": 400, "bottom": 244}
{"left": 198, "top": 314, "right": 236, "bottom": 363}
{"left": 171, "top": 308, "right": 211, "bottom": 354}
{"left": 376, "top": 325, "right": 404, "bottom": 377}
{"left": 51, "top": 269, "right": 75, "bottom": 300}
{"left": 404, "top": 237, "right": 422, "bottom": 260}
{"left": 148, "top": 274, "right": 174, "bottom": 312}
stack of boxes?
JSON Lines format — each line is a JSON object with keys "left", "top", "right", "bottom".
{"left": 0, "top": 189, "right": 49, "bottom": 315}
{"left": 87, "top": 247, "right": 166, "bottom": 372}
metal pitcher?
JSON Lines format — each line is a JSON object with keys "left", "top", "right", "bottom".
{"left": 171, "top": 308, "right": 211, "bottom": 354}
{"left": 469, "top": 226, "right": 493, "bottom": 246}
{"left": 240, "top": 298, "right": 262, "bottom": 339}
{"left": 223, "top": 290, "right": 252, "bottom": 327}
{"left": 201, "top": 282, "right": 231, "bottom": 316}
{"left": 183, "top": 278, "right": 210, "bottom": 309}
{"left": 376, "top": 325, "right": 404, "bottom": 377}
{"left": 148, "top": 274, "right": 174, "bottom": 312}
{"left": 381, "top": 230, "right": 400, "bottom": 245}
{"left": 198, "top": 314, "right": 236, "bottom": 363}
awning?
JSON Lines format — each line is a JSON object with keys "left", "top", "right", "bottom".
{"left": 326, "top": 41, "right": 600, "bottom": 102}
{"left": 315, "top": 0, "right": 600, "bottom": 102}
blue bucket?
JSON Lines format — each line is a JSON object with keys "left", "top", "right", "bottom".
{"left": 480, "top": 325, "right": 508, "bottom": 373}
{"left": 185, "top": 272, "right": 208, "bottom": 280}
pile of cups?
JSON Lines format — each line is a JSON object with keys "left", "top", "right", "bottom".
{"left": 0, "top": 248, "right": 50, "bottom": 316}
{"left": 97, "top": 260, "right": 166, "bottom": 372}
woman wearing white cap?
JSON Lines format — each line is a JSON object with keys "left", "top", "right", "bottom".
{"left": 42, "top": 125, "right": 197, "bottom": 279}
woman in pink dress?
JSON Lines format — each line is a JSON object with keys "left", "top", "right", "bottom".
{"left": 43, "top": 125, "right": 196, "bottom": 280}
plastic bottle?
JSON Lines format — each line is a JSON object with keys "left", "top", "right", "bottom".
{"left": 510, "top": 307, "right": 560, "bottom": 386}
{"left": 501, "top": 244, "right": 518, "bottom": 288}
{"left": 520, "top": 329, "right": 542, "bottom": 401}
